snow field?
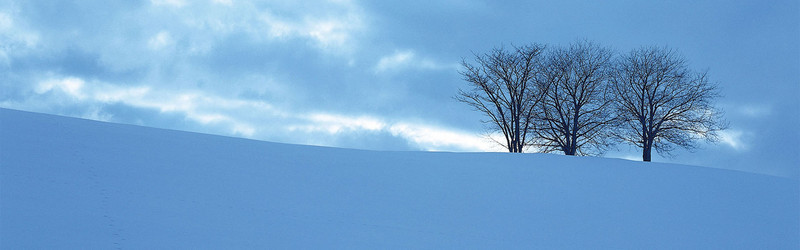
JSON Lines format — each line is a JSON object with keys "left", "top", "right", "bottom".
{"left": 1, "top": 108, "right": 797, "bottom": 249}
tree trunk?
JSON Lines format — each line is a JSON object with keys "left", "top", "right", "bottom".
{"left": 513, "top": 115, "right": 521, "bottom": 153}
{"left": 642, "top": 140, "right": 652, "bottom": 162}
{"left": 565, "top": 146, "right": 576, "bottom": 156}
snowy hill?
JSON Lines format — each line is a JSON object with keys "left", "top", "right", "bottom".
{"left": 1, "top": 108, "right": 798, "bottom": 249}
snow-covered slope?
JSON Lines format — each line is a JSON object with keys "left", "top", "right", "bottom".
{"left": 1, "top": 108, "right": 798, "bottom": 249}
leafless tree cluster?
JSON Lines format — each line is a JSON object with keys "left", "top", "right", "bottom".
{"left": 457, "top": 41, "right": 726, "bottom": 161}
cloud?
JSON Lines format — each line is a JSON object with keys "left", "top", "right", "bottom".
{"left": 307, "top": 20, "right": 355, "bottom": 50}
{"left": 0, "top": 11, "right": 11, "bottom": 30}
{"left": 288, "top": 112, "right": 497, "bottom": 151}
{"left": 212, "top": 0, "right": 233, "bottom": 6}
{"left": 35, "top": 77, "right": 86, "bottom": 99}
{"left": 718, "top": 129, "right": 748, "bottom": 151}
{"left": 374, "top": 49, "right": 458, "bottom": 73}
{"left": 374, "top": 50, "right": 415, "bottom": 72}
{"left": 738, "top": 104, "right": 772, "bottom": 118}
{"left": 0, "top": 10, "right": 40, "bottom": 65}
{"left": 256, "top": 1, "right": 365, "bottom": 53}
{"left": 389, "top": 123, "right": 502, "bottom": 152}
{"left": 297, "top": 113, "right": 386, "bottom": 134}
{"left": 23, "top": 75, "right": 266, "bottom": 138}
{"left": 147, "top": 31, "right": 173, "bottom": 50}
{"left": 14, "top": 74, "right": 495, "bottom": 152}
{"left": 151, "top": 0, "right": 188, "bottom": 8}
{"left": 605, "top": 153, "right": 642, "bottom": 161}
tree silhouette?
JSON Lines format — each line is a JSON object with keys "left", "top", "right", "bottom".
{"left": 456, "top": 44, "right": 547, "bottom": 152}
{"left": 533, "top": 40, "right": 616, "bottom": 156}
{"left": 610, "top": 46, "right": 727, "bottom": 161}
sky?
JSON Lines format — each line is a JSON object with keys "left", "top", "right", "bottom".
{"left": 0, "top": 0, "right": 798, "bottom": 178}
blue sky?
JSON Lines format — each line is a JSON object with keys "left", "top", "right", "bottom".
{"left": 1, "top": 0, "right": 797, "bottom": 178}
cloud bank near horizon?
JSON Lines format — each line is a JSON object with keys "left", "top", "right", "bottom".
{"left": 0, "top": 0, "right": 492, "bottom": 152}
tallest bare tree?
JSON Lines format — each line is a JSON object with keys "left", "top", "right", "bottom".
{"left": 456, "top": 44, "right": 546, "bottom": 152}
{"left": 610, "top": 46, "right": 727, "bottom": 161}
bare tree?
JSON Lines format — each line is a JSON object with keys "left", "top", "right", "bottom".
{"left": 610, "top": 46, "right": 727, "bottom": 162}
{"left": 456, "top": 44, "right": 546, "bottom": 153}
{"left": 533, "top": 40, "right": 616, "bottom": 155}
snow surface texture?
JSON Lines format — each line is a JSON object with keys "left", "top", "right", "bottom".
{"left": 1, "top": 108, "right": 798, "bottom": 249}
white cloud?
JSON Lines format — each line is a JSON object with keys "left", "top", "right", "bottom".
{"left": 605, "top": 152, "right": 643, "bottom": 161}
{"left": 211, "top": 0, "right": 233, "bottom": 6}
{"left": 618, "top": 155, "right": 641, "bottom": 161}
{"left": 287, "top": 112, "right": 499, "bottom": 152}
{"left": 231, "top": 123, "right": 256, "bottom": 137}
{"left": 94, "top": 86, "right": 151, "bottom": 103}
{"left": 389, "top": 123, "right": 502, "bottom": 152}
{"left": 374, "top": 49, "right": 458, "bottom": 74}
{"left": 194, "top": 113, "right": 227, "bottom": 124}
{"left": 297, "top": 113, "right": 386, "bottom": 134}
{"left": 307, "top": 20, "right": 352, "bottom": 49}
{"left": 81, "top": 106, "right": 114, "bottom": 122}
{"left": 0, "top": 12, "right": 12, "bottom": 30}
{"left": 147, "top": 31, "right": 173, "bottom": 50}
{"left": 151, "top": 0, "right": 187, "bottom": 8}
{"left": 36, "top": 77, "right": 86, "bottom": 99}
{"left": 256, "top": 1, "right": 365, "bottom": 53}
{"left": 0, "top": 11, "right": 40, "bottom": 65}
{"left": 260, "top": 12, "right": 294, "bottom": 38}
{"left": 374, "top": 50, "right": 415, "bottom": 73}
{"left": 738, "top": 104, "right": 772, "bottom": 118}
{"left": 28, "top": 76, "right": 266, "bottom": 138}
{"left": 718, "top": 129, "right": 748, "bottom": 151}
